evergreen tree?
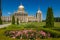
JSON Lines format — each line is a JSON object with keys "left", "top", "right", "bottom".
{"left": 46, "top": 7, "right": 54, "bottom": 27}
{"left": 12, "top": 15, "right": 15, "bottom": 24}
{"left": 17, "top": 18, "right": 19, "bottom": 25}
{"left": 0, "top": 16, "right": 2, "bottom": 24}
{"left": 0, "top": 9, "right": 2, "bottom": 17}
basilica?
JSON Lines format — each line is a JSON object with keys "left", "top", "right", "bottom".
{"left": 14, "top": 4, "right": 42, "bottom": 22}
{"left": 2, "top": 4, "right": 42, "bottom": 22}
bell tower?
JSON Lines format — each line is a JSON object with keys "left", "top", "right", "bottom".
{"left": 36, "top": 8, "right": 42, "bottom": 22}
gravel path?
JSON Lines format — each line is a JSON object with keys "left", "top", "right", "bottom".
{"left": 0, "top": 23, "right": 11, "bottom": 28}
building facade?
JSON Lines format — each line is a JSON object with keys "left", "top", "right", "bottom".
{"left": 36, "top": 9, "right": 42, "bottom": 22}
{"left": 2, "top": 4, "right": 42, "bottom": 22}
{"left": 14, "top": 4, "right": 28, "bottom": 22}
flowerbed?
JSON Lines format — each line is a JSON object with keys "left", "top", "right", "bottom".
{"left": 5, "top": 29, "right": 51, "bottom": 39}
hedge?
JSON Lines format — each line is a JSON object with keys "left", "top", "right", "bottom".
{"left": 40, "top": 28, "right": 60, "bottom": 38}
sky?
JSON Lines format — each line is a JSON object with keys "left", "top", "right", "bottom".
{"left": 1, "top": 0, "right": 60, "bottom": 20}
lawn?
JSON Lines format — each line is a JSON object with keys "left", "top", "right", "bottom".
{"left": 0, "top": 22, "right": 60, "bottom": 40}
{"left": 54, "top": 22, "right": 60, "bottom": 27}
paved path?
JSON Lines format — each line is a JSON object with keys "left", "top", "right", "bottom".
{"left": 0, "top": 23, "right": 11, "bottom": 28}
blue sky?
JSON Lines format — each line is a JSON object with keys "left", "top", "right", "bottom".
{"left": 1, "top": 0, "right": 60, "bottom": 20}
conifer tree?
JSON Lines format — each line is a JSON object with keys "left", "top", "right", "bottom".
{"left": 0, "top": 16, "right": 2, "bottom": 24}
{"left": 17, "top": 18, "right": 19, "bottom": 25}
{"left": 12, "top": 15, "right": 15, "bottom": 24}
{"left": 46, "top": 7, "right": 54, "bottom": 27}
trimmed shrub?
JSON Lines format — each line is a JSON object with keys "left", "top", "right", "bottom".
{"left": 17, "top": 18, "right": 19, "bottom": 25}
{"left": 24, "top": 23, "right": 37, "bottom": 28}
{"left": 0, "top": 16, "right": 2, "bottom": 24}
{"left": 12, "top": 15, "right": 15, "bottom": 24}
{"left": 41, "top": 28, "right": 60, "bottom": 38}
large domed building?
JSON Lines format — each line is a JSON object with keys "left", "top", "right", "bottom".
{"left": 14, "top": 4, "right": 42, "bottom": 22}
{"left": 2, "top": 4, "right": 42, "bottom": 23}
{"left": 14, "top": 4, "right": 28, "bottom": 22}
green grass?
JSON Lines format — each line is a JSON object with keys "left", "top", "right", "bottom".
{"left": 0, "top": 22, "right": 60, "bottom": 40}
{"left": 54, "top": 22, "right": 60, "bottom": 27}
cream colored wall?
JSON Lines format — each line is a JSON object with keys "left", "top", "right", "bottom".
{"left": 37, "top": 13, "right": 42, "bottom": 22}
{"left": 15, "top": 15, "right": 28, "bottom": 22}
{"left": 1, "top": 16, "right": 11, "bottom": 22}
{"left": 28, "top": 16, "right": 38, "bottom": 22}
